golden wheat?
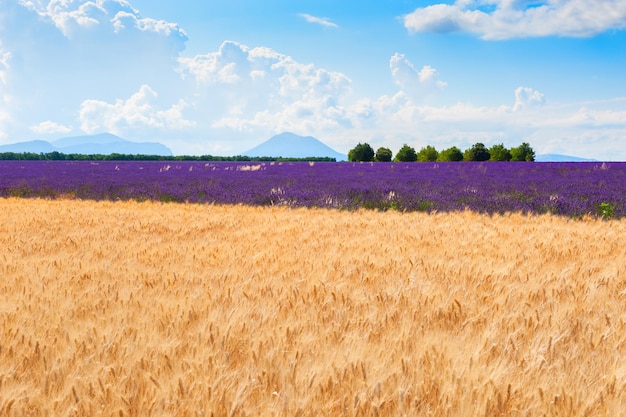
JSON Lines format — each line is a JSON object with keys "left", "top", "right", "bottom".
{"left": 0, "top": 198, "right": 625, "bottom": 416}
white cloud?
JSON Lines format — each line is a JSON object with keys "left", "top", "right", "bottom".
{"left": 79, "top": 84, "right": 195, "bottom": 135}
{"left": 298, "top": 13, "right": 339, "bottom": 28}
{"left": 346, "top": 89, "right": 626, "bottom": 160}
{"left": 1, "top": 3, "right": 625, "bottom": 159}
{"left": 30, "top": 120, "right": 72, "bottom": 135}
{"left": 513, "top": 86, "right": 545, "bottom": 111}
{"left": 0, "top": 45, "right": 11, "bottom": 86}
{"left": 178, "top": 41, "right": 250, "bottom": 84}
{"left": 177, "top": 41, "right": 626, "bottom": 159}
{"left": 389, "top": 53, "right": 447, "bottom": 99}
{"left": 404, "top": 0, "right": 626, "bottom": 39}
{"left": 179, "top": 41, "right": 351, "bottom": 95}
{"left": 18, "top": 0, "right": 187, "bottom": 43}
{"left": 178, "top": 41, "right": 352, "bottom": 138}
{"left": 0, "top": 44, "right": 11, "bottom": 139}
{"left": 0, "top": 1, "right": 189, "bottom": 143}
{"left": 111, "top": 10, "right": 188, "bottom": 41}
{"left": 20, "top": 0, "right": 118, "bottom": 37}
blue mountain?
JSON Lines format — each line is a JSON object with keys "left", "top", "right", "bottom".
{"left": 0, "top": 133, "right": 172, "bottom": 156}
{"left": 0, "top": 140, "right": 57, "bottom": 153}
{"left": 244, "top": 132, "right": 347, "bottom": 161}
{"left": 535, "top": 154, "right": 598, "bottom": 162}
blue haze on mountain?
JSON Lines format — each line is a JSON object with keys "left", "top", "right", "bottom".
{"left": 0, "top": 132, "right": 596, "bottom": 162}
{"left": 0, "top": 133, "right": 173, "bottom": 156}
{"left": 535, "top": 154, "right": 598, "bottom": 162}
{"left": 243, "top": 132, "right": 348, "bottom": 161}
{"left": 0, "top": 140, "right": 57, "bottom": 153}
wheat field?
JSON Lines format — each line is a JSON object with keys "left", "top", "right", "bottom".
{"left": 1, "top": 198, "right": 625, "bottom": 416}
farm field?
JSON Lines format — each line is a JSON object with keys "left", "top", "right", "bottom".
{"left": 1, "top": 161, "right": 625, "bottom": 218}
{"left": 1, "top": 198, "right": 625, "bottom": 416}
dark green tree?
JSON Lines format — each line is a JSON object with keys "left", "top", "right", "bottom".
{"left": 348, "top": 142, "right": 375, "bottom": 162}
{"left": 394, "top": 144, "right": 417, "bottom": 162}
{"left": 463, "top": 143, "right": 491, "bottom": 161}
{"left": 374, "top": 147, "right": 393, "bottom": 162}
{"left": 489, "top": 143, "right": 512, "bottom": 161}
{"left": 510, "top": 142, "right": 536, "bottom": 161}
{"left": 437, "top": 146, "right": 463, "bottom": 162}
{"left": 417, "top": 145, "right": 439, "bottom": 162}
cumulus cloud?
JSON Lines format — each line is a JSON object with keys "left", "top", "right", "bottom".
{"left": 0, "top": 45, "right": 11, "bottom": 86}
{"left": 0, "top": 44, "right": 11, "bottom": 138}
{"left": 404, "top": 0, "right": 626, "bottom": 40}
{"left": 19, "top": 0, "right": 106, "bottom": 37}
{"left": 19, "top": 0, "right": 187, "bottom": 44}
{"left": 30, "top": 120, "right": 72, "bottom": 135}
{"left": 389, "top": 53, "right": 447, "bottom": 99}
{"left": 110, "top": 10, "right": 188, "bottom": 46}
{"left": 178, "top": 41, "right": 353, "bottom": 138}
{"left": 298, "top": 13, "right": 339, "bottom": 28}
{"left": 79, "top": 84, "right": 194, "bottom": 135}
{"left": 213, "top": 96, "right": 353, "bottom": 135}
{"left": 0, "top": 1, "right": 190, "bottom": 142}
{"left": 179, "top": 41, "right": 350, "bottom": 95}
{"left": 178, "top": 41, "right": 252, "bottom": 84}
{"left": 2, "top": 2, "right": 625, "bottom": 159}
{"left": 513, "top": 86, "right": 545, "bottom": 111}
{"left": 177, "top": 41, "right": 626, "bottom": 160}
{"left": 342, "top": 86, "right": 626, "bottom": 160}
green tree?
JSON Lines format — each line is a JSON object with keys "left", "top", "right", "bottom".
{"left": 417, "top": 145, "right": 439, "bottom": 162}
{"left": 489, "top": 143, "right": 512, "bottom": 161}
{"left": 348, "top": 142, "right": 375, "bottom": 162}
{"left": 374, "top": 147, "right": 393, "bottom": 162}
{"left": 464, "top": 143, "right": 491, "bottom": 161}
{"left": 394, "top": 144, "right": 417, "bottom": 162}
{"left": 510, "top": 142, "right": 536, "bottom": 161}
{"left": 437, "top": 146, "right": 463, "bottom": 162}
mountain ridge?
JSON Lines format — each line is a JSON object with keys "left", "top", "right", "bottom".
{"left": 244, "top": 132, "right": 347, "bottom": 161}
{"left": 535, "top": 154, "right": 598, "bottom": 162}
{"left": 0, "top": 133, "right": 173, "bottom": 156}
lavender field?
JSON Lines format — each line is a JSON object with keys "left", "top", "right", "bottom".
{"left": 0, "top": 160, "right": 624, "bottom": 218}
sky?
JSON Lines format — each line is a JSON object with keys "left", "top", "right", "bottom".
{"left": 1, "top": 0, "right": 625, "bottom": 159}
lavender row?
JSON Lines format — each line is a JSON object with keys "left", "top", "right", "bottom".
{"left": 0, "top": 161, "right": 624, "bottom": 218}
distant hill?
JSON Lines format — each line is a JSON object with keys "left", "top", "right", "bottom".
{"left": 535, "top": 154, "right": 598, "bottom": 162}
{"left": 244, "top": 132, "right": 347, "bottom": 161}
{"left": 0, "top": 140, "right": 57, "bottom": 153}
{"left": 0, "top": 133, "right": 173, "bottom": 156}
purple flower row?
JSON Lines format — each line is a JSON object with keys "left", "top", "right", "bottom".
{"left": 0, "top": 160, "right": 624, "bottom": 218}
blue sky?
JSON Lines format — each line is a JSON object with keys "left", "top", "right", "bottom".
{"left": 1, "top": 0, "right": 625, "bottom": 159}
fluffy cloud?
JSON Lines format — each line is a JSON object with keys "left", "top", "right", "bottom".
{"left": 298, "top": 13, "right": 339, "bottom": 28}
{"left": 1, "top": 2, "right": 625, "bottom": 159}
{"left": 19, "top": 0, "right": 187, "bottom": 44}
{"left": 389, "top": 53, "right": 447, "bottom": 99}
{"left": 178, "top": 41, "right": 353, "bottom": 139}
{"left": 178, "top": 42, "right": 626, "bottom": 159}
{"left": 19, "top": 0, "right": 108, "bottom": 37}
{"left": 348, "top": 88, "right": 626, "bottom": 159}
{"left": 404, "top": 0, "right": 626, "bottom": 39}
{"left": 0, "top": 1, "right": 189, "bottom": 142}
{"left": 30, "top": 120, "right": 72, "bottom": 135}
{"left": 0, "top": 44, "right": 11, "bottom": 138}
{"left": 79, "top": 84, "right": 194, "bottom": 135}
{"left": 112, "top": 11, "right": 184, "bottom": 36}
{"left": 0, "top": 45, "right": 10, "bottom": 86}
{"left": 179, "top": 41, "right": 350, "bottom": 95}
{"left": 513, "top": 86, "right": 545, "bottom": 111}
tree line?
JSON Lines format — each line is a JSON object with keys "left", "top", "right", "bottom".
{"left": 348, "top": 142, "right": 536, "bottom": 162}
{"left": 0, "top": 151, "right": 337, "bottom": 162}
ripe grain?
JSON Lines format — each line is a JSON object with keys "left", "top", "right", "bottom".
{"left": 0, "top": 198, "right": 625, "bottom": 416}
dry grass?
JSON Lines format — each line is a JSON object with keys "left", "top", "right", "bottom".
{"left": 1, "top": 198, "right": 625, "bottom": 416}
